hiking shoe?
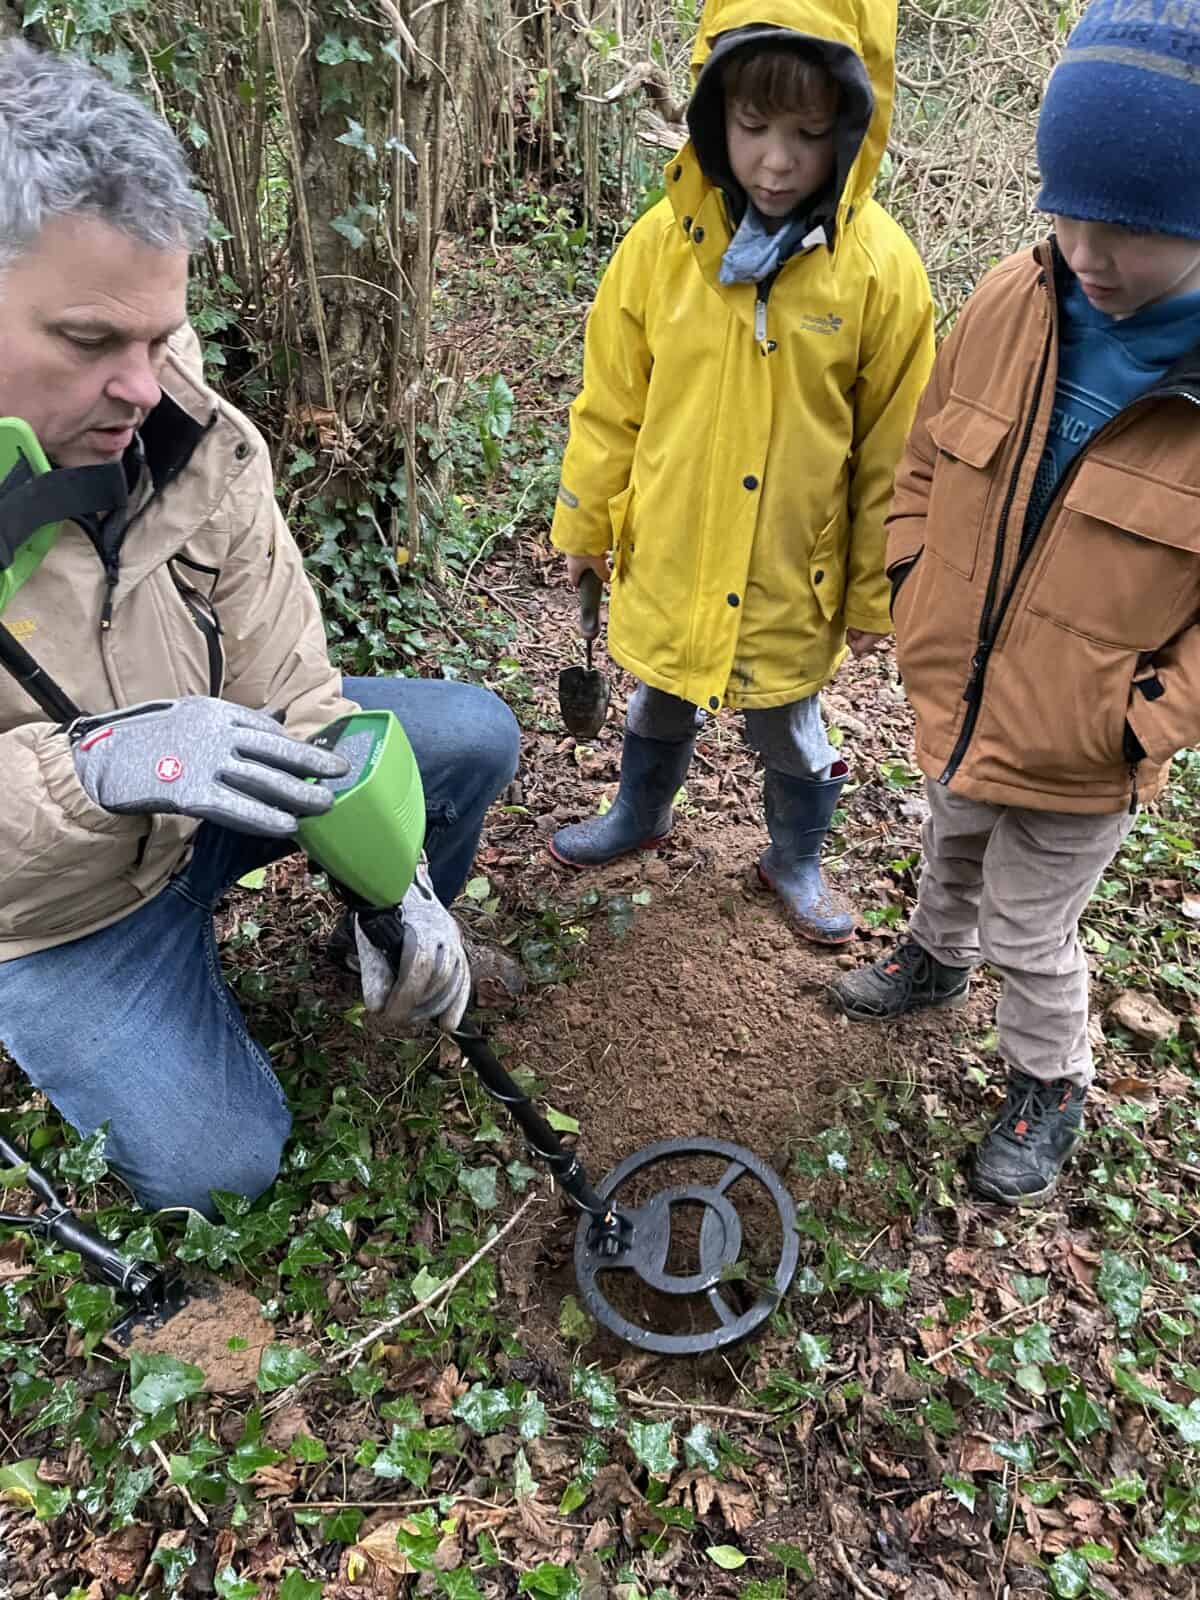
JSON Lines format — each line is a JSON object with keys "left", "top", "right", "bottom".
{"left": 970, "top": 1073, "right": 1086, "bottom": 1205}
{"left": 830, "top": 938, "right": 970, "bottom": 1022}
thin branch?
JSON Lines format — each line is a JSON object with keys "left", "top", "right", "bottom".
{"left": 263, "top": 1190, "right": 541, "bottom": 1416}
{"left": 830, "top": 1535, "right": 885, "bottom": 1600}
{"left": 625, "top": 1389, "right": 778, "bottom": 1424}
{"left": 920, "top": 1296, "right": 1048, "bottom": 1370}
{"left": 151, "top": 1438, "right": 209, "bottom": 1527}
{"left": 994, "top": 1467, "right": 1019, "bottom": 1600}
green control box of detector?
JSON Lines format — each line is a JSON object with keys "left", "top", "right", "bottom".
{"left": 0, "top": 417, "right": 54, "bottom": 616}
{"left": 297, "top": 709, "right": 425, "bottom": 907}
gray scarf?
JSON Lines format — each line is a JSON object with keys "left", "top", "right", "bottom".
{"left": 719, "top": 206, "right": 826, "bottom": 286}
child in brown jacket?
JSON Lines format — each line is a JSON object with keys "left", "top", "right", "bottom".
{"left": 833, "top": 0, "right": 1200, "bottom": 1205}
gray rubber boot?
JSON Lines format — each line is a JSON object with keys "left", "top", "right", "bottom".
{"left": 549, "top": 729, "right": 695, "bottom": 867}
{"left": 756, "top": 762, "right": 854, "bottom": 945}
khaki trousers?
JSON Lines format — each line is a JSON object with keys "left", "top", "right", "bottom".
{"left": 908, "top": 782, "right": 1132, "bottom": 1088}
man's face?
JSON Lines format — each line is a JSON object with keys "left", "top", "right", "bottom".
{"left": 1054, "top": 216, "right": 1200, "bottom": 320}
{"left": 0, "top": 213, "right": 189, "bottom": 467}
{"left": 725, "top": 97, "right": 837, "bottom": 230}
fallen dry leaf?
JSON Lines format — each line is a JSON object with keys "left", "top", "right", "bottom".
{"left": 1108, "top": 1076, "right": 1159, "bottom": 1111}
{"left": 714, "top": 1480, "right": 758, "bottom": 1531}
{"left": 583, "top": 1517, "right": 616, "bottom": 1554}
{"left": 350, "top": 1520, "right": 419, "bottom": 1578}
{"left": 1107, "top": 990, "right": 1177, "bottom": 1044}
{"left": 78, "top": 1524, "right": 153, "bottom": 1585}
{"left": 248, "top": 1462, "right": 298, "bottom": 1498}
{"left": 0, "top": 1238, "right": 30, "bottom": 1282}
{"left": 959, "top": 1435, "right": 1005, "bottom": 1474}
{"left": 263, "top": 1404, "right": 312, "bottom": 1449}
{"left": 866, "top": 1448, "right": 911, "bottom": 1481}
{"left": 425, "top": 1364, "right": 468, "bottom": 1422}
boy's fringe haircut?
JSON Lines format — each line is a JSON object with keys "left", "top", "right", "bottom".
{"left": 721, "top": 46, "right": 839, "bottom": 121}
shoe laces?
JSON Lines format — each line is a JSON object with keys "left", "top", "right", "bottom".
{"left": 994, "top": 1075, "right": 1074, "bottom": 1145}
{"left": 879, "top": 939, "right": 930, "bottom": 981}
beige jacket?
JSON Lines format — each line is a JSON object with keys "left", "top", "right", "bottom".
{"left": 0, "top": 331, "right": 352, "bottom": 959}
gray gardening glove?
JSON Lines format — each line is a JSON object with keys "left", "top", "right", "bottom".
{"left": 354, "top": 860, "right": 471, "bottom": 1032}
{"left": 69, "top": 696, "right": 349, "bottom": 838}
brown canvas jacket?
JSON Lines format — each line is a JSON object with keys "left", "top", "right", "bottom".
{"left": 888, "top": 240, "right": 1200, "bottom": 815}
{"left": 0, "top": 332, "right": 352, "bottom": 959}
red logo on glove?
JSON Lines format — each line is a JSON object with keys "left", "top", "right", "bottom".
{"left": 155, "top": 755, "right": 184, "bottom": 783}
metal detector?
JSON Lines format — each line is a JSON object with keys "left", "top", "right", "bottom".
{"left": 0, "top": 427, "right": 800, "bottom": 1358}
{"left": 454, "top": 1029, "right": 800, "bottom": 1354}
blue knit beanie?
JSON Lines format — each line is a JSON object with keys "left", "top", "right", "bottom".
{"left": 1037, "top": 0, "right": 1200, "bottom": 240}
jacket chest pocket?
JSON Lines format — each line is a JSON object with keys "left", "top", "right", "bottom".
{"left": 1026, "top": 460, "right": 1200, "bottom": 650}
{"left": 168, "top": 556, "right": 225, "bottom": 697}
{"left": 925, "top": 395, "right": 1015, "bottom": 582}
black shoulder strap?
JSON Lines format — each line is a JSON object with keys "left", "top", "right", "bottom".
{"left": 0, "top": 460, "right": 128, "bottom": 573}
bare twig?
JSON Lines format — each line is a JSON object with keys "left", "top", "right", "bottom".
{"left": 626, "top": 1389, "right": 777, "bottom": 1423}
{"left": 830, "top": 1535, "right": 886, "bottom": 1600}
{"left": 151, "top": 1438, "right": 209, "bottom": 1527}
{"left": 288, "top": 1494, "right": 504, "bottom": 1510}
{"left": 921, "top": 1296, "right": 1048, "bottom": 1370}
{"left": 994, "top": 1466, "right": 1019, "bottom": 1600}
{"left": 263, "top": 1190, "right": 541, "bottom": 1416}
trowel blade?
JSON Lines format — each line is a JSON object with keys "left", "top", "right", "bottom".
{"left": 558, "top": 665, "right": 610, "bottom": 738}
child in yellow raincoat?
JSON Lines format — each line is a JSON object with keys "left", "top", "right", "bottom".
{"left": 549, "top": 0, "right": 934, "bottom": 944}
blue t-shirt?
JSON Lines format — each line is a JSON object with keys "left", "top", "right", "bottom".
{"left": 1025, "top": 277, "right": 1200, "bottom": 536}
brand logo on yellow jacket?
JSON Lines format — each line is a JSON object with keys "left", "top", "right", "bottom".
{"left": 801, "top": 313, "right": 844, "bottom": 336}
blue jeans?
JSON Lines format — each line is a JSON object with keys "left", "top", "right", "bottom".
{"left": 0, "top": 678, "right": 520, "bottom": 1215}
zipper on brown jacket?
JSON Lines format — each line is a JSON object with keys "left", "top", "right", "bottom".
{"left": 939, "top": 260, "right": 1057, "bottom": 787}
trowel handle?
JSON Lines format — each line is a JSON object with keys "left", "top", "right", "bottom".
{"left": 578, "top": 568, "right": 603, "bottom": 642}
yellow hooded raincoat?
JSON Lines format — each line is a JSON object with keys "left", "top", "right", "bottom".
{"left": 551, "top": 0, "right": 934, "bottom": 712}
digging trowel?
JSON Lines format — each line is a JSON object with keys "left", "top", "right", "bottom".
{"left": 557, "top": 568, "right": 610, "bottom": 738}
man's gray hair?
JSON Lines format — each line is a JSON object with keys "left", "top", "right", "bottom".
{"left": 0, "top": 39, "right": 209, "bottom": 272}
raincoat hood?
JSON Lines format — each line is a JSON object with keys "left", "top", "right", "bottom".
{"left": 685, "top": 0, "right": 894, "bottom": 232}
